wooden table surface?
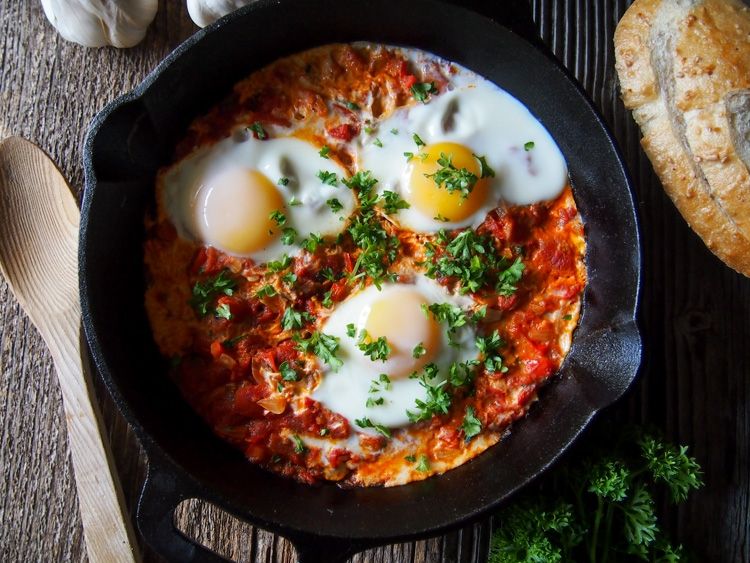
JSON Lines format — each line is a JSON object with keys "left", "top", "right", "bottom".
{"left": 1, "top": 1, "right": 748, "bottom": 562}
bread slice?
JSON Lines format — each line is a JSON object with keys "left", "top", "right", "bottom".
{"left": 615, "top": 0, "right": 750, "bottom": 277}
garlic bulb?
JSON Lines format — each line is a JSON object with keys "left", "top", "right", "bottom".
{"left": 187, "top": 0, "right": 255, "bottom": 28}
{"left": 40, "top": 0, "right": 158, "bottom": 48}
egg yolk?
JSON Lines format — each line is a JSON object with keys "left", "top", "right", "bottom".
{"left": 406, "top": 142, "right": 489, "bottom": 222}
{"left": 198, "top": 168, "right": 284, "bottom": 255}
{"left": 361, "top": 289, "right": 441, "bottom": 379}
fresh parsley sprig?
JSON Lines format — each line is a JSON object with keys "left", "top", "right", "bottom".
{"left": 489, "top": 427, "right": 703, "bottom": 563}
{"left": 425, "top": 152, "right": 478, "bottom": 200}
{"left": 295, "top": 331, "right": 343, "bottom": 371}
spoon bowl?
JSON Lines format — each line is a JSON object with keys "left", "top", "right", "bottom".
{"left": 0, "top": 136, "right": 138, "bottom": 563}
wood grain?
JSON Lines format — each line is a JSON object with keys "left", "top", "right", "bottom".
{"left": 0, "top": 0, "right": 748, "bottom": 562}
{"left": 0, "top": 137, "right": 138, "bottom": 563}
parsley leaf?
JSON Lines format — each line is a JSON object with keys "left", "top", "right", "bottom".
{"left": 346, "top": 323, "right": 357, "bottom": 338}
{"left": 317, "top": 170, "right": 338, "bottom": 186}
{"left": 425, "top": 152, "right": 478, "bottom": 200}
{"left": 249, "top": 121, "right": 267, "bottom": 140}
{"left": 319, "top": 145, "right": 331, "bottom": 158}
{"left": 411, "top": 82, "right": 438, "bottom": 103}
{"left": 279, "top": 361, "right": 300, "bottom": 381}
{"left": 295, "top": 331, "right": 343, "bottom": 371}
{"left": 266, "top": 254, "right": 292, "bottom": 273}
{"left": 278, "top": 177, "right": 290, "bottom": 186}
{"left": 379, "top": 190, "right": 410, "bottom": 214}
{"left": 326, "top": 198, "right": 344, "bottom": 213}
{"left": 357, "top": 331, "right": 391, "bottom": 362}
{"left": 413, "top": 133, "right": 425, "bottom": 147}
{"left": 269, "top": 210, "right": 286, "bottom": 226}
{"left": 215, "top": 303, "right": 232, "bottom": 320}
{"left": 281, "top": 307, "right": 313, "bottom": 331}
{"left": 255, "top": 284, "right": 277, "bottom": 298}
{"left": 354, "top": 417, "right": 392, "bottom": 438}
{"left": 412, "top": 343, "right": 426, "bottom": 358}
{"left": 406, "top": 369, "right": 451, "bottom": 422}
{"left": 524, "top": 141, "right": 535, "bottom": 151}
{"left": 473, "top": 154, "right": 496, "bottom": 178}
{"left": 281, "top": 227, "right": 297, "bottom": 246}
{"left": 461, "top": 406, "right": 482, "bottom": 441}
{"left": 416, "top": 455, "right": 431, "bottom": 472}
{"left": 290, "top": 434, "right": 306, "bottom": 454}
{"left": 190, "top": 270, "right": 236, "bottom": 317}
{"left": 497, "top": 257, "right": 525, "bottom": 296}
{"left": 373, "top": 138, "right": 383, "bottom": 148}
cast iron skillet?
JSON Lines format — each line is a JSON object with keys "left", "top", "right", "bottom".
{"left": 80, "top": 0, "right": 642, "bottom": 561}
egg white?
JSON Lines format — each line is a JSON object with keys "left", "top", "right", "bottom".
{"left": 312, "top": 275, "right": 477, "bottom": 433}
{"left": 161, "top": 135, "right": 355, "bottom": 262}
{"left": 356, "top": 75, "right": 568, "bottom": 232}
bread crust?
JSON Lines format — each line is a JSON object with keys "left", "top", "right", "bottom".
{"left": 615, "top": 0, "right": 750, "bottom": 277}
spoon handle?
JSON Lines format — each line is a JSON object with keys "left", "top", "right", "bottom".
{"left": 44, "top": 305, "right": 139, "bottom": 563}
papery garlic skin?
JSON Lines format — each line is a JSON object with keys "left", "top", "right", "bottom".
{"left": 41, "top": 0, "right": 158, "bottom": 48}
{"left": 187, "top": 0, "right": 254, "bottom": 28}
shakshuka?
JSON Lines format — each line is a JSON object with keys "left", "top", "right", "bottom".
{"left": 144, "top": 43, "right": 586, "bottom": 486}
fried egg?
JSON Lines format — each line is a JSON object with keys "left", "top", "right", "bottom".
{"left": 161, "top": 134, "right": 355, "bottom": 262}
{"left": 358, "top": 76, "right": 568, "bottom": 231}
{"left": 313, "top": 275, "right": 477, "bottom": 432}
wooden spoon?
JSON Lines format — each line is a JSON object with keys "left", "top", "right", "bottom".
{"left": 0, "top": 137, "right": 139, "bottom": 563}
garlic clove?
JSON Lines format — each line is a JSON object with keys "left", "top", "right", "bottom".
{"left": 186, "top": 0, "right": 255, "bottom": 28}
{"left": 40, "top": 0, "right": 158, "bottom": 48}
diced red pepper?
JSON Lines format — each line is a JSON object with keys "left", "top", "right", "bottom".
{"left": 328, "top": 123, "right": 359, "bottom": 142}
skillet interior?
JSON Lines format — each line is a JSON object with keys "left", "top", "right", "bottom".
{"left": 81, "top": 0, "right": 641, "bottom": 557}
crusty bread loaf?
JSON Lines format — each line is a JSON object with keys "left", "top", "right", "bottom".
{"left": 615, "top": 0, "right": 750, "bottom": 277}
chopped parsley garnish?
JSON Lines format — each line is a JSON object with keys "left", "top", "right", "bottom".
{"left": 496, "top": 257, "right": 525, "bottom": 296}
{"left": 476, "top": 330, "right": 507, "bottom": 375}
{"left": 357, "top": 331, "right": 391, "bottom": 362}
{"left": 416, "top": 455, "right": 431, "bottom": 472}
{"left": 282, "top": 272, "right": 297, "bottom": 285}
{"left": 433, "top": 213, "right": 449, "bottom": 222}
{"left": 319, "top": 428, "right": 330, "bottom": 436}
{"left": 343, "top": 170, "right": 379, "bottom": 194}
{"left": 405, "top": 454, "right": 417, "bottom": 462}
{"left": 346, "top": 323, "right": 357, "bottom": 338}
{"left": 369, "top": 373, "right": 392, "bottom": 392}
{"left": 449, "top": 359, "right": 480, "bottom": 387}
{"left": 373, "top": 138, "right": 383, "bottom": 148}
{"left": 354, "top": 417, "right": 392, "bottom": 438}
{"left": 326, "top": 198, "right": 344, "bottom": 213}
{"left": 406, "top": 369, "right": 451, "bottom": 422}
{"left": 366, "top": 396, "right": 385, "bottom": 408}
{"left": 413, "top": 133, "right": 425, "bottom": 147}
{"left": 461, "top": 406, "right": 482, "bottom": 441}
{"left": 423, "top": 302, "right": 469, "bottom": 332}
{"left": 295, "top": 331, "right": 342, "bottom": 370}
{"left": 249, "top": 121, "right": 267, "bottom": 140}
{"left": 278, "top": 177, "right": 290, "bottom": 186}
{"left": 344, "top": 100, "right": 360, "bottom": 111}
{"left": 411, "top": 82, "right": 438, "bottom": 103}
{"left": 317, "top": 170, "right": 338, "bottom": 186}
{"left": 390, "top": 128, "right": 399, "bottom": 135}
{"left": 190, "top": 270, "right": 236, "bottom": 317}
{"left": 215, "top": 303, "right": 232, "bottom": 320}
{"left": 379, "top": 190, "right": 410, "bottom": 214}
{"left": 412, "top": 343, "right": 426, "bottom": 358}
{"left": 279, "top": 361, "right": 300, "bottom": 381}
{"left": 321, "top": 290, "right": 333, "bottom": 308}
{"left": 255, "top": 284, "right": 277, "bottom": 298}
{"left": 288, "top": 196, "right": 301, "bottom": 206}
{"left": 290, "top": 434, "right": 306, "bottom": 454}
{"left": 425, "top": 152, "right": 479, "bottom": 200}
{"left": 364, "top": 125, "right": 374, "bottom": 135}
{"left": 474, "top": 154, "right": 496, "bottom": 178}
{"left": 424, "top": 228, "right": 525, "bottom": 295}
{"left": 404, "top": 151, "right": 428, "bottom": 162}
{"left": 267, "top": 254, "right": 292, "bottom": 273}
{"left": 563, "top": 314, "right": 573, "bottom": 321}
{"left": 524, "top": 141, "right": 535, "bottom": 151}
{"left": 319, "top": 145, "right": 331, "bottom": 158}
{"left": 319, "top": 267, "right": 338, "bottom": 282}
{"left": 301, "top": 233, "right": 324, "bottom": 253}
{"left": 281, "top": 227, "right": 297, "bottom": 246}
{"left": 281, "top": 307, "right": 313, "bottom": 331}
{"left": 269, "top": 210, "right": 286, "bottom": 226}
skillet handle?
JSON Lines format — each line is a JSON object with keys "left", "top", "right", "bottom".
{"left": 441, "top": 0, "right": 541, "bottom": 45}
{"left": 137, "top": 464, "right": 228, "bottom": 562}
{"left": 137, "top": 460, "right": 367, "bottom": 563}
